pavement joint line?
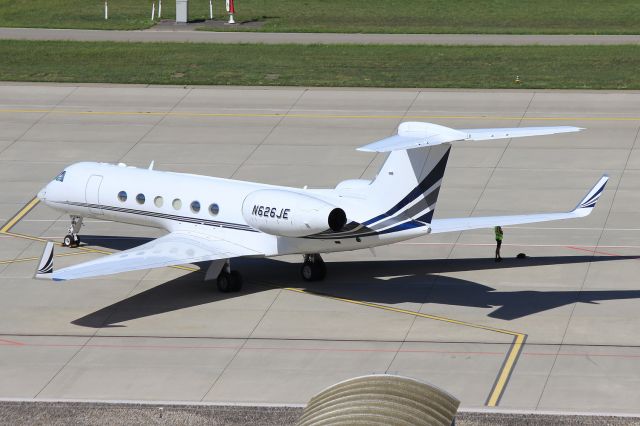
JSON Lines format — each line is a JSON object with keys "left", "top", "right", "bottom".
{"left": 229, "top": 88, "right": 306, "bottom": 179}
{"left": 254, "top": 281, "right": 526, "bottom": 407}
{"left": 1, "top": 108, "right": 640, "bottom": 121}
{"left": 381, "top": 90, "right": 423, "bottom": 375}
{"left": 0, "top": 397, "right": 306, "bottom": 408}
{"left": 448, "top": 90, "right": 531, "bottom": 407}
{"left": 198, "top": 282, "right": 285, "bottom": 402}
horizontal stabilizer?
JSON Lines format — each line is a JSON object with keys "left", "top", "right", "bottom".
{"left": 358, "top": 122, "right": 583, "bottom": 152}
{"left": 430, "top": 175, "right": 608, "bottom": 234}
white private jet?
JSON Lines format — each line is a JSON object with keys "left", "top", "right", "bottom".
{"left": 35, "top": 122, "right": 608, "bottom": 292}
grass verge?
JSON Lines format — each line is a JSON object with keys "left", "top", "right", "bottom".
{"left": 0, "top": 0, "right": 639, "bottom": 34}
{"left": 0, "top": 0, "right": 210, "bottom": 30}
{"left": 0, "top": 40, "right": 638, "bottom": 89}
{"left": 206, "top": 0, "right": 640, "bottom": 35}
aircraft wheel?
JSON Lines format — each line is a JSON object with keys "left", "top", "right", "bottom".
{"left": 63, "top": 234, "right": 73, "bottom": 247}
{"left": 230, "top": 271, "right": 243, "bottom": 292}
{"left": 217, "top": 271, "right": 232, "bottom": 293}
{"left": 316, "top": 260, "right": 327, "bottom": 280}
{"left": 301, "top": 261, "right": 326, "bottom": 282}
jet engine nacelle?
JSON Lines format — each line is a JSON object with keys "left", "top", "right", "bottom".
{"left": 242, "top": 189, "right": 347, "bottom": 237}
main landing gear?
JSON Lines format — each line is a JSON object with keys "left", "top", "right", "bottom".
{"left": 206, "top": 259, "right": 242, "bottom": 293}
{"left": 301, "top": 253, "right": 326, "bottom": 282}
{"left": 62, "top": 215, "right": 83, "bottom": 248}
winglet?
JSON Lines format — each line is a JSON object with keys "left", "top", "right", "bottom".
{"left": 573, "top": 174, "right": 609, "bottom": 217}
{"left": 34, "top": 241, "right": 55, "bottom": 280}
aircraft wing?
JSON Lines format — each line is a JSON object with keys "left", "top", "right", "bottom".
{"left": 357, "top": 122, "right": 582, "bottom": 152}
{"left": 429, "top": 175, "right": 608, "bottom": 234}
{"left": 35, "top": 231, "right": 262, "bottom": 281}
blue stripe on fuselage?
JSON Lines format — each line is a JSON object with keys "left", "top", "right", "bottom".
{"left": 363, "top": 148, "right": 450, "bottom": 226}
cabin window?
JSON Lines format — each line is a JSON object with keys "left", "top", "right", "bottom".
{"left": 209, "top": 203, "right": 219, "bottom": 216}
{"left": 172, "top": 198, "right": 182, "bottom": 210}
{"left": 54, "top": 171, "right": 66, "bottom": 182}
{"left": 136, "top": 193, "right": 145, "bottom": 204}
{"left": 191, "top": 201, "right": 201, "bottom": 213}
{"left": 118, "top": 191, "right": 127, "bottom": 202}
{"left": 154, "top": 196, "right": 164, "bottom": 208}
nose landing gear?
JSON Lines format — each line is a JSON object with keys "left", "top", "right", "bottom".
{"left": 62, "top": 215, "right": 83, "bottom": 248}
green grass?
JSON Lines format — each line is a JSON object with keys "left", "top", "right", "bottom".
{"left": 0, "top": 0, "right": 211, "bottom": 30}
{"left": 0, "top": 40, "right": 638, "bottom": 89}
{"left": 0, "top": 0, "right": 639, "bottom": 34}
{"left": 210, "top": 0, "right": 640, "bottom": 34}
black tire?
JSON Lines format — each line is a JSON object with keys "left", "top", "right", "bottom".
{"left": 301, "top": 261, "right": 326, "bottom": 282}
{"left": 230, "top": 271, "right": 243, "bottom": 292}
{"left": 316, "top": 260, "right": 327, "bottom": 281}
{"left": 63, "top": 234, "right": 73, "bottom": 247}
{"left": 217, "top": 271, "right": 232, "bottom": 293}
{"left": 301, "top": 262, "right": 315, "bottom": 282}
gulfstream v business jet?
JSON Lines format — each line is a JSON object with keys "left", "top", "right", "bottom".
{"left": 35, "top": 122, "right": 608, "bottom": 292}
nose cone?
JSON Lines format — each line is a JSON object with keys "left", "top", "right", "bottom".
{"left": 37, "top": 185, "right": 47, "bottom": 201}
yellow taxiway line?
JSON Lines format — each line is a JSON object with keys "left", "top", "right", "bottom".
{"left": 2, "top": 196, "right": 525, "bottom": 406}
{"left": 0, "top": 197, "right": 40, "bottom": 234}
{"left": 278, "top": 286, "right": 527, "bottom": 407}
{"left": 486, "top": 333, "right": 527, "bottom": 407}
{"left": 0, "top": 108, "right": 639, "bottom": 122}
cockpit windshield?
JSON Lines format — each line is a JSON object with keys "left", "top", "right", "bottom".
{"left": 54, "top": 171, "right": 66, "bottom": 182}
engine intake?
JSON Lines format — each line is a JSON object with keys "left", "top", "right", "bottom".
{"left": 242, "top": 189, "right": 347, "bottom": 237}
{"left": 328, "top": 208, "right": 347, "bottom": 232}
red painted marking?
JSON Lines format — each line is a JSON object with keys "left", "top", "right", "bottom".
{"left": 1, "top": 340, "right": 638, "bottom": 360}
{"left": 565, "top": 245, "right": 628, "bottom": 257}
{"left": 524, "top": 351, "right": 640, "bottom": 359}
{"left": 0, "top": 338, "right": 24, "bottom": 346}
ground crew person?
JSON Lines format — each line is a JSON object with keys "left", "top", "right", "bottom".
{"left": 494, "top": 226, "right": 503, "bottom": 262}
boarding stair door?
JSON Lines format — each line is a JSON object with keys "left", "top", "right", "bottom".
{"left": 85, "top": 175, "right": 103, "bottom": 215}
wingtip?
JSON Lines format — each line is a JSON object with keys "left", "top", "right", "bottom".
{"left": 574, "top": 174, "right": 609, "bottom": 214}
{"left": 34, "top": 241, "right": 55, "bottom": 280}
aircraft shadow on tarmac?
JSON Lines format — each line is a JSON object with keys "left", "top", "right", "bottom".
{"left": 72, "top": 236, "right": 640, "bottom": 327}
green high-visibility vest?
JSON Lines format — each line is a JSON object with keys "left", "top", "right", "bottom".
{"left": 495, "top": 227, "right": 503, "bottom": 241}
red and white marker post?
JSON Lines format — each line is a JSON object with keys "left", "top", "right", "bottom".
{"left": 226, "top": 0, "right": 236, "bottom": 24}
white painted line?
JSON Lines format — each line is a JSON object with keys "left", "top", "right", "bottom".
{"left": 0, "top": 398, "right": 638, "bottom": 417}
{"left": 506, "top": 226, "right": 640, "bottom": 231}
{"left": 0, "top": 397, "right": 305, "bottom": 408}
{"left": 398, "top": 242, "right": 640, "bottom": 249}
{"left": 458, "top": 407, "right": 640, "bottom": 418}
{"left": 20, "top": 219, "right": 112, "bottom": 223}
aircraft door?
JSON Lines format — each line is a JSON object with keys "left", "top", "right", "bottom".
{"left": 85, "top": 175, "right": 103, "bottom": 215}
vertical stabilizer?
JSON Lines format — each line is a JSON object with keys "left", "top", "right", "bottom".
{"left": 365, "top": 144, "right": 451, "bottom": 231}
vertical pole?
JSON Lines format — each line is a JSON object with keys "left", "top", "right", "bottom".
{"left": 158, "top": 0, "right": 162, "bottom": 18}
{"left": 228, "top": 0, "right": 235, "bottom": 24}
{"left": 104, "top": 0, "right": 108, "bottom": 20}
{"left": 151, "top": 1, "right": 155, "bottom": 20}
{"left": 209, "top": 0, "right": 213, "bottom": 19}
